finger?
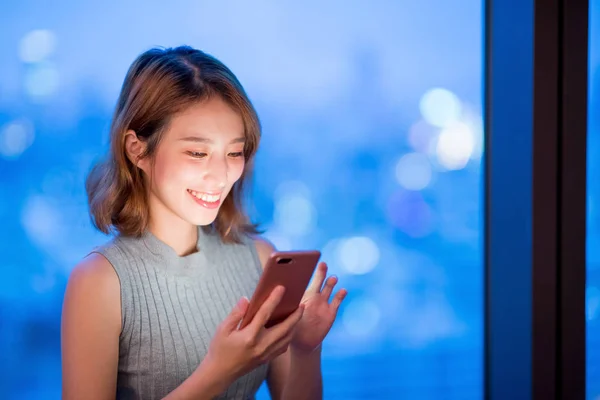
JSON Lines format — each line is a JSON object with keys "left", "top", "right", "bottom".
{"left": 321, "top": 275, "right": 338, "bottom": 301}
{"left": 330, "top": 289, "right": 348, "bottom": 312}
{"left": 249, "top": 286, "right": 286, "bottom": 334}
{"left": 223, "top": 297, "right": 250, "bottom": 332}
{"left": 307, "top": 262, "right": 327, "bottom": 294}
{"left": 265, "top": 303, "right": 305, "bottom": 342}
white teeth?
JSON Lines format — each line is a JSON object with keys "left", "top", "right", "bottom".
{"left": 188, "top": 190, "right": 220, "bottom": 203}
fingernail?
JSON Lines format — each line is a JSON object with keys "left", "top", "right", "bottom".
{"left": 237, "top": 297, "right": 249, "bottom": 307}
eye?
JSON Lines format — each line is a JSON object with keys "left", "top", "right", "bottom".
{"left": 186, "top": 151, "right": 207, "bottom": 158}
{"left": 228, "top": 152, "right": 244, "bottom": 158}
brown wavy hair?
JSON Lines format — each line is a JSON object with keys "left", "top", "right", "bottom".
{"left": 86, "top": 46, "right": 260, "bottom": 243}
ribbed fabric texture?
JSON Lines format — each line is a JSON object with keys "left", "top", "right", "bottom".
{"left": 91, "top": 226, "right": 269, "bottom": 400}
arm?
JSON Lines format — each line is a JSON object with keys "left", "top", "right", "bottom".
{"left": 270, "top": 347, "right": 323, "bottom": 400}
{"left": 254, "top": 239, "right": 323, "bottom": 400}
{"left": 61, "top": 253, "right": 121, "bottom": 400}
{"left": 61, "top": 254, "right": 227, "bottom": 400}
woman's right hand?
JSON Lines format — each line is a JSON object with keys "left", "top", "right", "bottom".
{"left": 200, "top": 286, "right": 304, "bottom": 390}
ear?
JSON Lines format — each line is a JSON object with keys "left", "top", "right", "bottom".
{"left": 124, "top": 130, "right": 149, "bottom": 173}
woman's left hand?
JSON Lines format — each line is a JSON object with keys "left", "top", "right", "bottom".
{"left": 290, "top": 262, "right": 347, "bottom": 354}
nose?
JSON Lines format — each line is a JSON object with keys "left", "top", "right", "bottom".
{"left": 204, "top": 153, "right": 228, "bottom": 190}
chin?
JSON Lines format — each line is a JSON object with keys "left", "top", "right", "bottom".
{"left": 178, "top": 192, "right": 229, "bottom": 227}
{"left": 185, "top": 209, "right": 220, "bottom": 227}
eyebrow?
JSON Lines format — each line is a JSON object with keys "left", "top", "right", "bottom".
{"left": 179, "top": 136, "right": 245, "bottom": 144}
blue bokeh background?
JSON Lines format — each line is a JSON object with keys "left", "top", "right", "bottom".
{"left": 0, "top": 1, "right": 508, "bottom": 399}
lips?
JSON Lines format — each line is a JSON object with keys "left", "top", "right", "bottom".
{"left": 187, "top": 189, "right": 220, "bottom": 202}
{"left": 187, "top": 189, "right": 222, "bottom": 209}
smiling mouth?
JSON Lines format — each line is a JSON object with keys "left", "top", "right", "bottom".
{"left": 187, "top": 189, "right": 222, "bottom": 209}
{"left": 188, "top": 189, "right": 220, "bottom": 202}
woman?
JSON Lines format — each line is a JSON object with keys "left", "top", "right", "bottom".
{"left": 61, "top": 46, "right": 347, "bottom": 400}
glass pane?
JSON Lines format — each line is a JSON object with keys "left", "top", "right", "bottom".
{"left": 0, "top": 1, "right": 483, "bottom": 399}
{"left": 588, "top": 0, "right": 600, "bottom": 398}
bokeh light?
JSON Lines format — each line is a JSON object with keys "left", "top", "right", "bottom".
{"left": 336, "top": 236, "right": 380, "bottom": 275}
{"left": 387, "top": 190, "right": 435, "bottom": 238}
{"left": 419, "top": 88, "right": 462, "bottom": 128}
{"left": 273, "top": 193, "right": 316, "bottom": 237}
{"left": 435, "top": 122, "right": 476, "bottom": 170}
{"left": 0, "top": 119, "right": 35, "bottom": 159}
{"left": 342, "top": 297, "right": 381, "bottom": 338}
{"left": 19, "top": 29, "right": 57, "bottom": 63}
{"left": 395, "top": 152, "right": 433, "bottom": 191}
{"left": 21, "top": 196, "right": 66, "bottom": 249}
{"left": 24, "top": 62, "right": 60, "bottom": 100}
{"left": 408, "top": 120, "right": 439, "bottom": 154}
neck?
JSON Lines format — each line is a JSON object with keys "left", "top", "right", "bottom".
{"left": 147, "top": 198, "right": 199, "bottom": 257}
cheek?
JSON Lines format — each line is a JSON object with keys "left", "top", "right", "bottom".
{"left": 228, "top": 161, "right": 245, "bottom": 182}
{"left": 177, "top": 163, "right": 205, "bottom": 184}
{"left": 151, "top": 153, "right": 193, "bottom": 188}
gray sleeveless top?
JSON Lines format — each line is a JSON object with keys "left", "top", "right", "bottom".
{"left": 91, "top": 226, "right": 269, "bottom": 400}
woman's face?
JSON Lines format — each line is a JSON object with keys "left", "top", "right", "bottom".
{"left": 136, "top": 96, "right": 246, "bottom": 229}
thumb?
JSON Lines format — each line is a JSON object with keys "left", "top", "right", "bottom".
{"left": 223, "top": 297, "right": 249, "bottom": 332}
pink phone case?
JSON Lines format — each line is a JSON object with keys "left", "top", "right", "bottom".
{"left": 239, "top": 250, "right": 321, "bottom": 329}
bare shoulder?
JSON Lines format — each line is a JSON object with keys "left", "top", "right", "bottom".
{"left": 67, "top": 252, "right": 120, "bottom": 296}
{"left": 253, "top": 236, "right": 277, "bottom": 269}
{"left": 62, "top": 252, "right": 121, "bottom": 398}
{"left": 63, "top": 252, "right": 121, "bottom": 332}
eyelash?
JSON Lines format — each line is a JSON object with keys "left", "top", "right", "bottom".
{"left": 186, "top": 151, "right": 244, "bottom": 159}
{"left": 187, "top": 151, "right": 207, "bottom": 158}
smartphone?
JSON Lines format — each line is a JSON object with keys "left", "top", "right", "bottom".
{"left": 239, "top": 250, "right": 321, "bottom": 329}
